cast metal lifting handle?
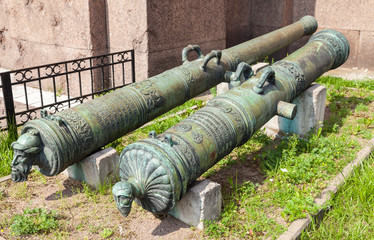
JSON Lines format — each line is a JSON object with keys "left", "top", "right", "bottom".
{"left": 182, "top": 45, "right": 203, "bottom": 63}
{"left": 253, "top": 67, "right": 275, "bottom": 94}
{"left": 201, "top": 50, "right": 222, "bottom": 72}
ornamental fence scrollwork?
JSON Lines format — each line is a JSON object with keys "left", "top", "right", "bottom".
{"left": 0, "top": 49, "right": 135, "bottom": 134}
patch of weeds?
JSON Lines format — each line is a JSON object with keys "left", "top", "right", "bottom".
{"left": 0, "top": 191, "right": 5, "bottom": 201}
{"left": 355, "top": 103, "right": 369, "bottom": 113}
{"left": 0, "top": 123, "right": 17, "bottom": 177}
{"left": 316, "top": 76, "right": 374, "bottom": 90}
{"left": 357, "top": 117, "right": 374, "bottom": 127}
{"left": 89, "top": 224, "right": 101, "bottom": 234}
{"left": 29, "top": 169, "right": 47, "bottom": 184}
{"left": 100, "top": 228, "right": 114, "bottom": 239}
{"left": 9, "top": 208, "right": 60, "bottom": 236}
{"left": 75, "top": 222, "right": 84, "bottom": 231}
{"left": 97, "top": 178, "right": 115, "bottom": 196}
{"left": 210, "top": 86, "right": 217, "bottom": 96}
{"left": 218, "top": 156, "right": 236, "bottom": 169}
{"left": 205, "top": 179, "right": 286, "bottom": 239}
{"left": 82, "top": 182, "right": 99, "bottom": 203}
{"left": 362, "top": 130, "right": 373, "bottom": 140}
{"left": 347, "top": 124, "right": 365, "bottom": 135}
{"left": 301, "top": 155, "right": 374, "bottom": 239}
{"left": 261, "top": 56, "right": 275, "bottom": 64}
{"left": 205, "top": 117, "right": 360, "bottom": 238}
{"left": 281, "top": 194, "right": 317, "bottom": 222}
{"left": 10, "top": 182, "right": 30, "bottom": 199}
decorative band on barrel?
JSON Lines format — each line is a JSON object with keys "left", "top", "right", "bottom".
{"left": 308, "top": 29, "right": 350, "bottom": 69}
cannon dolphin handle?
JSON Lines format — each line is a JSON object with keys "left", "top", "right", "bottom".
{"left": 11, "top": 16, "right": 318, "bottom": 182}
{"left": 113, "top": 29, "right": 349, "bottom": 217}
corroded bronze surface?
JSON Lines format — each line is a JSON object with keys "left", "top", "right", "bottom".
{"left": 11, "top": 16, "right": 318, "bottom": 182}
{"left": 113, "top": 29, "right": 349, "bottom": 217}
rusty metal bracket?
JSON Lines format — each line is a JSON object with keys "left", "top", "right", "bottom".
{"left": 253, "top": 67, "right": 275, "bottom": 94}
{"left": 182, "top": 45, "right": 203, "bottom": 64}
{"left": 201, "top": 50, "right": 222, "bottom": 71}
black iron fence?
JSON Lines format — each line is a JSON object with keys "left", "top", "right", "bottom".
{"left": 0, "top": 50, "right": 135, "bottom": 133}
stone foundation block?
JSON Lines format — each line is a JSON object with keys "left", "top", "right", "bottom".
{"left": 62, "top": 147, "right": 119, "bottom": 188}
{"left": 263, "top": 84, "right": 326, "bottom": 137}
{"left": 168, "top": 179, "right": 222, "bottom": 229}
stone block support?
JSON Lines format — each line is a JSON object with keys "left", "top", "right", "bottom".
{"left": 168, "top": 179, "right": 222, "bottom": 229}
{"left": 62, "top": 147, "right": 119, "bottom": 188}
{"left": 263, "top": 83, "right": 326, "bottom": 137}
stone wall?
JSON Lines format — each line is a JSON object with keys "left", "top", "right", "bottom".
{"left": 228, "top": 0, "right": 374, "bottom": 70}
{"left": 0, "top": 0, "right": 108, "bottom": 96}
{"left": 0, "top": 0, "right": 107, "bottom": 68}
{"left": 313, "top": 0, "right": 374, "bottom": 69}
{"left": 106, "top": 0, "right": 149, "bottom": 82}
{"left": 146, "top": 0, "right": 226, "bottom": 77}
{"left": 0, "top": 0, "right": 373, "bottom": 83}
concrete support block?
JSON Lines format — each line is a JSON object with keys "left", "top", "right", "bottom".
{"left": 263, "top": 84, "right": 326, "bottom": 137}
{"left": 168, "top": 179, "right": 222, "bottom": 229}
{"left": 216, "top": 82, "right": 229, "bottom": 95}
{"left": 62, "top": 147, "right": 119, "bottom": 188}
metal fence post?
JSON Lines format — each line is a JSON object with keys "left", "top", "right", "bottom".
{"left": 131, "top": 50, "right": 136, "bottom": 83}
{"left": 1, "top": 72, "right": 17, "bottom": 138}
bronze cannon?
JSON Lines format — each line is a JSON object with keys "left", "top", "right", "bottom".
{"left": 10, "top": 16, "right": 318, "bottom": 182}
{"left": 112, "top": 29, "right": 349, "bottom": 217}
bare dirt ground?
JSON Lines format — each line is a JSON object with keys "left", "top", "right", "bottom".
{"left": 0, "top": 160, "right": 265, "bottom": 240}
{"left": 0, "top": 172, "right": 203, "bottom": 240}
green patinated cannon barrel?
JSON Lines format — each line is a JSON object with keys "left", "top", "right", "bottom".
{"left": 10, "top": 16, "right": 318, "bottom": 182}
{"left": 112, "top": 29, "right": 349, "bottom": 217}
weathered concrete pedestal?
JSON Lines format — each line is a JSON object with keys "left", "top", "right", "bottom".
{"left": 263, "top": 83, "right": 327, "bottom": 137}
{"left": 62, "top": 147, "right": 119, "bottom": 189}
{"left": 169, "top": 179, "right": 222, "bottom": 229}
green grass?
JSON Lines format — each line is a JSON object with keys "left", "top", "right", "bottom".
{"left": 204, "top": 131, "right": 359, "bottom": 239}
{"left": 1, "top": 76, "right": 373, "bottom": 239}
{"left": 203, "top": 76, "right": 374, "bottom": 239}
{"left": 301, "top": 154, "right": 374, "bottom": 240}
{"left": 6, "top": 207, "right": 61, "bottom": 236}
{"left": 0, "top": 125, "right": 17, "bottom": 177}
{"left": 316, "top": 76, "right": 374, "bottom": 90}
